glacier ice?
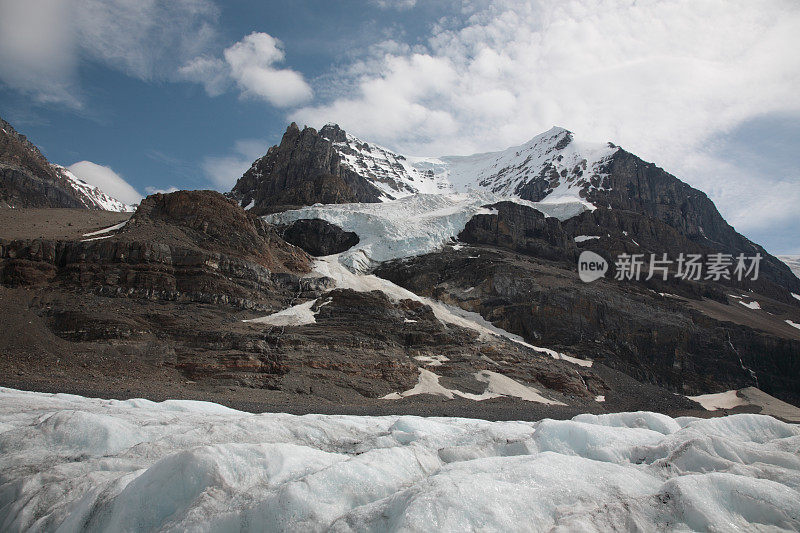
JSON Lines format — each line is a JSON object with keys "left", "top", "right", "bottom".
{"left": 1, "top": 387, "right": 799, "bottom": 532}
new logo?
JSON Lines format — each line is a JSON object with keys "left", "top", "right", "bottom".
{"left": 578, "top": 250, "right": 608, "bottom": 283}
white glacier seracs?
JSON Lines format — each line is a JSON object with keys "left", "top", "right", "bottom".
{"left": 265, "top": 192, "right": 589, "bottom": 273}
{"left": 1, "top": 387, "right": 798, "bottom": 532}
{"left": 266, "top": 193, "right": 498, "bottom": 271}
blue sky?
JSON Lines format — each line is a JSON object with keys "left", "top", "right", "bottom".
{"left": 1, "top": 0, "right": 798, "bottom": 254}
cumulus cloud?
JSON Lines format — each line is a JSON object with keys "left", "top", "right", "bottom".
{"left": 0, "top": 0, "right": 218, "bottom": 108}
{"left": 180, "top": 32, "right": 313, "bottom": 108}
{"left": 292, "top": 0, "right": 800, "bottom": 241}
{"left": 202, "top": 139, "right": 267, "bottom": 190}
{"left": 67, "top": 161, "right": 144, "bottom": 204}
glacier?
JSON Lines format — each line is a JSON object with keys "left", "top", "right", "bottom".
{"left": 1, "top": 387, "right": 798, "bottom": 532}
{"left": 266, "top": 192, "right": 589, "bottom": 272}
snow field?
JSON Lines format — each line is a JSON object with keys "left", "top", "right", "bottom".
{"left": 1, "top": 388, "right": 799, "bottom": 531}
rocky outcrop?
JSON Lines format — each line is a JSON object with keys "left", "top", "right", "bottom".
{"left": 229, "top": 123, "right": 384, "bottom": 213}
{"left": 458, "top": 201, "right": 576, "bottom": 262}
{"left": 0, "top": 190, "right": 315, "bottom": 309}
{"left": 277, "top": 219, "right": 359, "bottom": 257}
{"left": 578, "top": 150, "right": 799, "bottom": 294}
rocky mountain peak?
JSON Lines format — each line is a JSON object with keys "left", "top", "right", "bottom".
{"left": 319, "top": 123, "right": 348, "bottom": 143}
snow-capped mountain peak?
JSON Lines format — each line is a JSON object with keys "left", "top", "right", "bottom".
{"left": 319, "top": 124, "right": 452, "bottom": 200}
{"left": 53, "top": 165, "right": 135, "bottom": 212}
{"left": 317, "top": 123, "right": 619, "bottom": 210}
{"left": 408, "top": 126, "right": 619, "bottom": 210}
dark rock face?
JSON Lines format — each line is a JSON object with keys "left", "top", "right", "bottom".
{"left": 277, "top": 219, "right": 359, "bottom": 257}
{"left": 583, "top": 150, "right": 798, "bottom": 294}
{"left": 561, "top": 207, "right": 796, "bottom": 302}
{"left": 459, "top": 201, "right": 576, "bottom": 262}
{"left": 0, "top": 117, "right": 92, "bottom": 209}
{"left": 229, "top": 123, "right": 384, "bottom": 213}
{"left": 375, "top": 244, "right": 800, "bottom": 406}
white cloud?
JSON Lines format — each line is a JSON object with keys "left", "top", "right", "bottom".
{"left": 144, "top": 186, "right": 180, "bottom": 195}
{"left": 292, "top": 0, "right": 800, "bottom": 241}
{"left": 370, "top": 0, "right": 417, "bottom": 10}
{"left": 0, "top": 0, "right": 218, "bottom": 108}
{"left": 68, "top": 161, "right": 144, "bottom": 204}
{"left": 0, "top": 0, "right": 80, "bottom": 107}
{"left": 177, "top": 56, "right": 229, "bottom": 96}
{"left": 202, "top": 139, "right": 267, "bottom": 190}
{"left": 180, "top": 32, "right": 313, "bottom": 108}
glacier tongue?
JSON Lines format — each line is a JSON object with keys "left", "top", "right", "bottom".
{"left": 1, "top": 387, "right": 799, "bottom": 532}
{"left": 266, "top": 193, "right": 498, "bottom": 271}
{"left": 266, "top": 192, "right": 591, "bottom": 274}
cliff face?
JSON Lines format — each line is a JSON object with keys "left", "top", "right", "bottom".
{"left": 0, "top": 190, "right": 315, "bottom": 308}
{"left": 229, "top": 123, "right": 383, "bottom": 214}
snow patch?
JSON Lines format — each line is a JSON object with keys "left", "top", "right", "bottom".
{"left": 786, "top": 319, "right": 800, "bottom": 331}
{"left": 82, "top": 220, "right": 127, "bottom": 237}
{"left": 413, "top": 355, "right": 448, "bottom": 366}
{"left": 383, "top": 369, "right": 564, "bottom": 404}
{"left": 688, "top": 390, "right": 747, "bottom": 411}
{"left": 739, "top": 300, "right": 761, "bottom": 310}
{"left": 574, "top": 235, "right": 601, "bottom": 243}
{"left": 244, "top": 297, "right": 331, "bottom": 327}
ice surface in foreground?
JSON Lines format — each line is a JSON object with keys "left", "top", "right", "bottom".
{"left": 1, "top": 388, "right": 799, "bottom": 532}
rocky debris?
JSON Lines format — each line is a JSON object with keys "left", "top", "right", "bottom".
{"left": 0, "top": 116, "right": 129, "bottom": 210}
{"left": 229, "top": 123, "right": 384, "bottom": 213}
{"left": 277, "top": 218, "right": 359, "bottom": 256}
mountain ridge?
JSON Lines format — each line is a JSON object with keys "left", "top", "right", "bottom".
{"left": 231, "top": 122, "right": 799, "bottom": 296}
{"left": 0, "top": 116, "right": 133, "bottom": 212}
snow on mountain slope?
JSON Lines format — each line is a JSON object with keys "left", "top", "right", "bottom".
{"left": 322, "top": 125, "right": 616, "bottom": 208}
{"left": 1, "top": 387, "right": 799, "bottom": 532}
{"left": 322, "top": 125, "right": 452, "bottom": 200}
{"left": 54, "top": 165, "right": 134, "bottom": 212}
{"left": 408, "top": 127, "right": 618, "bottom": 209}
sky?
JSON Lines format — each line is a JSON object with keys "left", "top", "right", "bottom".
{"left": 0, "top": 0, "right": 798, "bottom": 254}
